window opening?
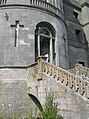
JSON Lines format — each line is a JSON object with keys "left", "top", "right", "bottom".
{"left": 73, "top": 10, "right": 78, "bottom": 18}
{"left": 79, "top": 61, "right": 85, "bottom": 66}
{"left": 35, "top": 23, "right": 55, "bottom": 64}
{"left": 75, "top": 29, "right": 81, "bottom": 41}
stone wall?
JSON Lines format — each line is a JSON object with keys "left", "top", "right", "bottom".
{"left": 0, "top": 4, "right": 68, "bottom": 69}
{"left": 27, "top": 59, "right": 89, "bottom": 119}
{"left": 0, "top": 67, "right": 36, "bottom": 118}
{"left": 63, "top": 0, "right": 88, "bottom": 68}
{"left": 28, "top": 72, "right": 89, "bottom": 119}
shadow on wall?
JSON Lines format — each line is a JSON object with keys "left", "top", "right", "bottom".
{"left": 28, "top": 93, "right": 43, "bottom": 112}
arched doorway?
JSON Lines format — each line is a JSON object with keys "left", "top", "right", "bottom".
{"left": 35, "top": 22, "right": 56, "bottom": 64}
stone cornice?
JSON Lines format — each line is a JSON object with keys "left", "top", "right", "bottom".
{"left": 0, "top": 4, "right": 64, "bottom": 21}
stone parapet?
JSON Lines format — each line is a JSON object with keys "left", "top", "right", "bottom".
{"left": 69, "top": 64, "right": 89, "bottom": 80}
{"left": 0, "top": 0, "right": 64, "bottom": 20}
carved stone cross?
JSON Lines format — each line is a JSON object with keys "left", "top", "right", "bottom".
{"left": 11, "top": 21, "right": 24, "bottom": 47}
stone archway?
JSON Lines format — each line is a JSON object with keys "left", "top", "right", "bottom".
{"left": 28, "top": 94, "right": 43, "bottom": 112}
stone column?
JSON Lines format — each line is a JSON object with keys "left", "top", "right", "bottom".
{"left": 50, "top": 38, "right": 53, "bottom": 64}
{"left": 38, "top": 35, "right": 40, "bottom": 57}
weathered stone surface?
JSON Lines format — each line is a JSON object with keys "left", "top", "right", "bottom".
{"left": 0, "top": 0, "right": 89, "bottom": 119}
{"left": 28, "top": 59, "right": 89, "bottom": 119}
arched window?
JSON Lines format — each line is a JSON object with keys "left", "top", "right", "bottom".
{"left": 35, "top": 22, "right": 56, "bottom": 64}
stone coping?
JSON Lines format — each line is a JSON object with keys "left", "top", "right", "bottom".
{"left": 0, "top": 3, "right": 64, "bottom": 20}
{"left": 0, "top": 62, "right": 38, "bottom": 69}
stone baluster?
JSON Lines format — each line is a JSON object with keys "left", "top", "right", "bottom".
{"left": 46, "top": 3, "right": 48, "bottom": 9}
{"left": 75, "top": 77, "right": 79, "bottom": 93}
{"left": 42, "top": 2, "right": 45, "bottom": 8}
{"left": 56, "top": 8, "right": 59, "bottom": 16}
{"left": 87, "top": 69, "right": 89, "bottom": 77}
{"left": 44, "top": 1, "right": 46, "bottom": 8}
{"left": 71, "top": 76, "right": 75, "bottom": 90}
{"left": 43, "top": 61, "right": 46, "bottom": 73}
{"left": 39, "top": 0, "right": 41, "bottom": 7}
{"left": 30, "top": 0, "right": 32, "bottom": 5}
{"left": 44, "top": 2, "right": 46, "bottom": 8}
{"left": 83, "top": 68, "right": 85, "bottom": 77}
{"left": 31, "top": 0, "right": 34, "bottom": 5}
{"left": 37, "top": 59, "right": 43, "bottom": 80}
{"left": 48, "top": 4, "right": 50, "bottom": 10}
{"left": 56, "top": 68, "right": 60, "bottom": 81}
{"left": 66, "top": 74, "right": 70, "bottom": 87}
{"left": 46, "top": 63, "right": 49, "bottom": 74}
{"left": 53, "top": 66, "right": 57, "bottom": 78}
{"left": 65, "top": 73, "right": 69, "bottom": 86}
{"left": 49, "top": 65, "right": 52, "bottom": 76}
{"left": 74, "top": 77, "right": 79, "bottom": 92}
{"left": 80, "top": 80, "right": 85, "bottom": 96}
{"left": 47, "top": 64, "right": 50, "bottom": 74}
{"left": 77, "top": 79, "right": 83, "bottom": 95}
{"left": 68, "top": 74, "right": 73, "bottom": 89}
{"left": 35, "top": 0, "right": 37, "bottom": 6}
{"left": 44, "top": 62, "right": 47, "bottom": 74}
{"left": 70, "top": 75, "right": 74, "bottom": 89}
{"left": 85, "top": 82, "right": 89, "bottom": 99}
{"left": 41, "top": 0, "right": 43, "bottom": 7}
{"left": 75, "top": 64, "right": 81, "bottom": 75}
{"left": 58, "top": 69, "right": 62, "bottom": 83}
{"left": 63, "top": 72, "right": 68, "bottom": 86}
{"left": 60, "top": 70, "right": 65, "bottom": 84}
{"left": 87, "top": 84, "right": 89, "bottom": 99}
{"left": 36, "top": 0, "right": 38, "bottom": 6}
{"left": 34, "top": 0, "right": 36, "bottom": 6}
{"left": 38, "top": 0, "right": 40, "bottom": 6}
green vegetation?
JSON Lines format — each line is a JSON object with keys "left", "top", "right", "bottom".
{"left": 0, "top": 91, "right": 63, "bottom": 119}
{"left": 37, "top": 91, "right": 63, "bottom": 119}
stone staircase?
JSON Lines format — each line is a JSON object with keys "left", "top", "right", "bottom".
{"left": 28, "top": 58, "right": 89, "bottom": 101}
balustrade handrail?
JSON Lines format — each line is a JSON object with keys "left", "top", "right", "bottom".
{"left": 30, "top": 0, "right": 56, "bottom": 9}
{"left": 69, "top": 64, "right": 89, "bottom": 79}
{"left": 0, "top": 0, "right": 64, "bottom": 19}
{"left": 28, "top": 59, "right": 89, "bottom": 100}
{"left": 29, "top": 0, "right": 63, "bottom": 17}
{"left": 38, "top": 59, "right": 89, "bottom": 100}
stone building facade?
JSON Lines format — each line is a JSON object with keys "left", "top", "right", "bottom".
{"left": 64, "top": 0, "right": 89, "bottom": 68}
{"left": 0, "top": 0, "right": 69, "bottom": 69}
{"left": 0, "top": 0, "right": 89, "bottom": 119}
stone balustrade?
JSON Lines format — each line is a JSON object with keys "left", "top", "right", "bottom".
{"left": 29, "top": 59, "right": 89, "bottom": 100}
{"left": 0, "top": 0, "right": 6, "bottom": 4}
{"left": 42, "top": 60, "right": 89, "bottom": 100}
{"left": 0, "top": 0, "right": 63, "bottom": 19}
{"left": 29, "top": 0, "right": 63, "bottom": 18}
{"left": 69, "top": 64, "right": 89, "bottom": 80}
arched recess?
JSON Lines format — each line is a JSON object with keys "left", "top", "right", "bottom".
{"left": 35, "top": 22, "right": 56, "bottom": 64}
{"left": 28, "top": 94, "right": 43, "bottom": 111}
